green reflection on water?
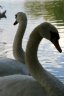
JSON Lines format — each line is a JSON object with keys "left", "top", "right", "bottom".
{"left": 43, "top": 0, "right": 64, "bottom": 26}
{"left": 24, "top": 0, "right": 64, "bottom": 26}
{"left": 24, "top": 1, "right": 45, "bottom": 19}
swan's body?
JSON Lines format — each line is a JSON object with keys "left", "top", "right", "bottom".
{"left": 0, "top": 12, "right": 64, "bottom": 96}
{"left": 0, "top": 58, "right": 29, "bottom": 76}
{"left": 0, "top": 12, "right": 30, "bottom": 76}
{"left": 0, "top": 74, "right": 47, "bottom": 96}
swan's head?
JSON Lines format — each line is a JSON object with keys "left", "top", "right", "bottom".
{"left": 13, "top": 12, "right": 27, "bottom": 25}
{"left": 39, "top": 22, "right": 62, "bottom": 53}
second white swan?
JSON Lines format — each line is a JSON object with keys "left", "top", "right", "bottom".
{"left": 0, "top": 12, "right": 30, "bottom": 76}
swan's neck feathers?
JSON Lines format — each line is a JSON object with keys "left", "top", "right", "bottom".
{"left": 13, "top": 21, "right": 27, "bottom": 64}
{"left": 25, "top": 28, "right": 64, "bottom": 96}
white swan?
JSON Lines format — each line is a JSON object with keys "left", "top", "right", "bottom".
{"left": 0, "top": 12, "right": 30, "bottom": 76}
{"left": 0, "top": 12, "right": 64, "bottom": 96}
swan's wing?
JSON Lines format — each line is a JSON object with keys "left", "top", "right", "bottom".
{"left": 0, "top": 58, "right": 30, "bottom": 76}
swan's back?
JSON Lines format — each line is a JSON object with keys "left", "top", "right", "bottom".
{"left": 0, "top": 74, "right": 48, "bottom": 96}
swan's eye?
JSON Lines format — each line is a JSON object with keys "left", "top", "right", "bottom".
{"left": 15, "top": 14, "right": 17, "bottom": 18}
{"left": 50, "top": 31, "right": 60, "bottom": 42}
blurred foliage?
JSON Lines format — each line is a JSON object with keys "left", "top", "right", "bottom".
{"left": 24, "top": 0, "right": 64, "bottom": 25}
{"left": 24, "top": 1, "right": 45, "bottom": 19}
{"left": 43, "top": 0, "right": 64, "bottom": 25}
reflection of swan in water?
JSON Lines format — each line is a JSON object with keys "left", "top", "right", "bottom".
{"left": 0, "top": 12, "right": 30, "bottom": 76}
{"left": 0, "top": 10, "right": 6, "bottom": 19}
{"left": 0, "top": 12, "right": 64, "bottom": 96}
{"left": 0, "top": 5, "right": 3, "bottom": 9}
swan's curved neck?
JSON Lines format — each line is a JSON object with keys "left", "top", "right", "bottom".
{"left": 13, "top": 21, "right": 27, "bottom": 64}
{"left": 25, "top": 29, "right": 64, "bottom": 96}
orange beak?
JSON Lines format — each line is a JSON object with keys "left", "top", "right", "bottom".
{"left": 52, "top": 39, "right": 62, "bottom": 53}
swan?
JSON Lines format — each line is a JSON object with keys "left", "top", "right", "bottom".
{"left": 0, "top": 12, "right": 30, "bottom": 76}
{"left": 0, "top": 12, "right": 64, "bottom": 96}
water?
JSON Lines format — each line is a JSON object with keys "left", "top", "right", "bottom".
{"left": 0, "top": 0, "right": 64, "bottom": 83}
